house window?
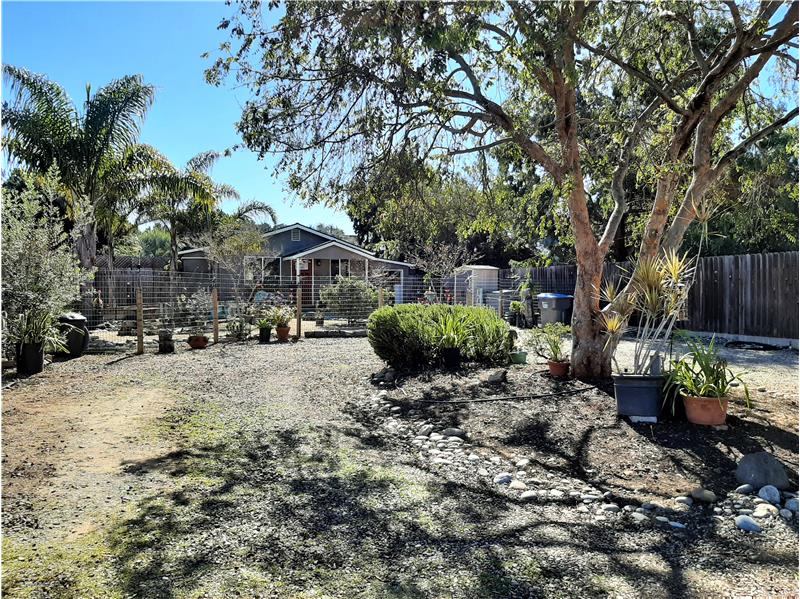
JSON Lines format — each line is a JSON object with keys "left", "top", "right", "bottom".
{"left": 291, "top": 229, "right": 301, "bottom": 241}
{"left": 330, "top": 259, "right": 350, "bottom": 278}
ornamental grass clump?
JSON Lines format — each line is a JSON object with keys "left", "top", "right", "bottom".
{"left": 367, "top": 304, "right": 511, "bottom": 370}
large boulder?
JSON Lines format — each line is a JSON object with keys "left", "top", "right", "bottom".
{"left": 735, "top": 452, "right": 791, "bottom": 490}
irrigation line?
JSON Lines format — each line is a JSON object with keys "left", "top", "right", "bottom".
{"left": 413, "top": 386, "right": 595, "bottom": 405}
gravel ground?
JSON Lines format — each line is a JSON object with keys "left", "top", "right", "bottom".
{"left": 2, "top": 337, "right": 798, "bottom": 598}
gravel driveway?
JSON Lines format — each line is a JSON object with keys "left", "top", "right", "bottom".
{"left": 2, "top": 337, "right": 797, "bottom": 598}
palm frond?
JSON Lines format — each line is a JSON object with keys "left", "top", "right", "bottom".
{"left": 234, "top": 200, "right": 277, "bottom": 224}
{"left": 186, "top": 150, "right": 221, "bottom": 174}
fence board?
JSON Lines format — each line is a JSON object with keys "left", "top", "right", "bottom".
{"left": 510, "top": 251, "right": 798, "bottom": 340}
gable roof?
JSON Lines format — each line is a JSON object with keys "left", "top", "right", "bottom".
{"left": 264, "top": 223, "right": 371, "bottom": 255}
{"left": 282, "top": 240, "right": 413, "bottom": 267}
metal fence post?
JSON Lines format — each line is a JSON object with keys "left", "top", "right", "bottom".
{"left": 497, "top": 293, "right": 503, "bottom": 318}
{"left": 212, "top": 288, "right": 219, "bottom": 343}
{"left": 296, "top": 286, "right": 302, "bottom": 338}
{"left": 378, "top": 287, "right": 384, "bottom": 308}
{"left": 136, "top": 288, "right": 144, "bottom": 355}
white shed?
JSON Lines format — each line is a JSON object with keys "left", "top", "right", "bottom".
{"left": 455, "top": 265, "right": 500, "bottom": 305}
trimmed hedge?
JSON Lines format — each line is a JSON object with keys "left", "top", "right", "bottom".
{"left": 367, "top": 304, "right": 512, "bottom": 370}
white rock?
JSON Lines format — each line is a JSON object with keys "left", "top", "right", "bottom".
{"left": 467, "top": 454, "right": 480, "bottom": 462}
{"left": 753, "top": 503, "right": 779, "bottom": 518}
{"left": 669, "top": 521, "right": 686, "bottom": 529}
{"left": 477, "top": 468, "right": 489, "bottom": 476}
{"left": 675, "top": 496, "right": 693, "bottom": 506}
{"left": 520, "top": 490, "right": 538, "bottom": 501}
{"left": 600, "top": 503, "right": 620, "bottom": 513}
{"left": 509, "top": 480, "right": 527, "bottom": 491}
{"left": 734, "top": 484, "right": 753, "bottom": 494}
{"left": 631, "top": 512, "right": 649, "bottom": 523}
{"left": 417, "top": 424, "right": 434, "bottom": 436}
{"left": 515, "top": 458, "right": 530, "bottom": 468}
{"left": 549, "top": 489, "right": 565, "bottom": 498}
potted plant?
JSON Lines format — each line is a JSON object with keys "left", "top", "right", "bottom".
{"left": 665, "top": 334, "right": 749, "bottom": 425}
{"left": 527, "top": 323, "right": 570, "bottom": 377}
{"left": 314, "top": 303, "right": 325, "bottom": 327}
{"left": 226, "top": 315, "right": 251, "bottom": 341}
{"left": 269, "top": 305, "right": 293, "bottom": 342}
{"left": 509, "top": 301, "right": 525, "bottom": 327}
{"left": 602, "top": 250, "right": 694, "bottom": 422}
{"left": 158, "top": 329, "right": 175, "bottom": 353}
{"left": 187, "top": 326, "right": 209, "bottom": 349}
{"left": 433, "top": 312, "right": 470, "bottom": 370}
{"left": 5, "top": 311, "right": 68, "bottom": 376}
{"left": 257, "top": 317, "right": 272, "bottom": 344}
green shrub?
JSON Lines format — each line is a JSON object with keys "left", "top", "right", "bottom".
{"left": 319, "top": 276, "right": 379, "bottom": 323}
{"left": 367, "top": 304, "right": 511, "bottom": 370}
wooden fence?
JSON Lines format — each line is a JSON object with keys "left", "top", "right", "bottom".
{"left": 508, "top": 251, "right": 798, "bottom": 341}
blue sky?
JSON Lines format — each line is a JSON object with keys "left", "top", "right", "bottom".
{"left": 2, "top": 1, "right": 355, "bottom": 233}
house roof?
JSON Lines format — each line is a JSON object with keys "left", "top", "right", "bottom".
{"left": 264, "top": 223, "right": 371, "bottom": 255}
{"left": 281, "top": 240, "right": 413, "bottom": 267}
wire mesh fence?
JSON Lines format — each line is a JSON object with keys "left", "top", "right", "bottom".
{"left": 74, "top": 266, "right": 571, "bottom": 353}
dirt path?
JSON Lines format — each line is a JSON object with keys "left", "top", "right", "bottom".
{"left": 2, "top": 339, "right": 797, "bottom": 598}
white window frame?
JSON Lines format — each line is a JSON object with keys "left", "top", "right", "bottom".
{"left": 291, "top": 229, "right": 301, "bottom": 241}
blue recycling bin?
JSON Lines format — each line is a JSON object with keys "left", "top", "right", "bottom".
{"left": 537, "top": 293, "right": 573, "bottom": 325}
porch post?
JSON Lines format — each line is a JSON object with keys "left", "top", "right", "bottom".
{"left": 365, "top": 259, "right": 369, "bottom": 282}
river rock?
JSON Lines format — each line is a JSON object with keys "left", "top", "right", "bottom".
{"left": 785, "top": 498, "right": 799, "bottom": 513}
{"left": 734, "top": 484, "right": 754, "bottom": 494}
{"left": 780, "top": 509, "right": 793, "bottom": 520}
{"left": 494, "top": 472, "right": 513, "bottom": 485}
{"left": 735, "top": 515, "right": 762, "bottom": 532}
{"left": 509, "top": 480, "right": 527, "bottom": 490}
{"left": 690, "top": 488, "right": 717, "bottom": 503}
{"left": 757, "top": 485, "right": 781, "bottom": 504}
{"left": 736, "top": 452, "right": 791, "bottom": 490}
{"left": 753, "top": 503, "right": 779, "bottom": 518}
{"left": 442, "top": 427, "right": 465, "bottom": 438}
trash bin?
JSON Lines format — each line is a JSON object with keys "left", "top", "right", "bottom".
{"left": 57, "top": 312, "right": 90, "bottom": 358}
{"left": 537, "top": 293, "right": 573, "bottom": 325}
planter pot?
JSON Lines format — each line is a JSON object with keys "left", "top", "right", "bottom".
{"left": 57, "top": 313, "right": 90, "bottom": 358}
{"left": 441, "top": 347, "right": 461, "bottom": 370}
{"left": 158, "top": 329, "right": 175, "bottom": 354}
{"left": 613, "top": 374, "right": 663, "bottom": 421}
{"left": 187, "top": 335, "right": 209, "bottom": 350}
{"left": 259, "top": 327, "right": 272, "bottom": 344}
{"left": 548, "top": 360, "right": 569, "bottom": 378}
{"left": 683, "top": 394, "right": 728, "bottom": 426}
{"left": 16, "top": 342, "right": 44, "bottom": 376}
{"left": 276, "top": 326, "right": 290, "bottom": 343}
{"left": 510, "top": 351, "right": 528, "bottom": 365}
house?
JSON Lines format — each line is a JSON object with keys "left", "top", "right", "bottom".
{"left": 178, "top": 223, "right": 416, "bottom": 306}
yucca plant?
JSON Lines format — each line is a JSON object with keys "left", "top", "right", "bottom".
{"left": 432, "top": 311, "right": 472, "bottom": 350}
{"left": 602, "top": 250, "right": 694, "bottom": 375}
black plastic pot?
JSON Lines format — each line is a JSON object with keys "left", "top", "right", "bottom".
{"left": 441, "top": 347, "right": 461, "bottom": 370}
{"left": 17, "top": 342, "right": 44, "bottom": 376}
{"left": 613, "top": 374, "right": 664, "bottom": 420}
{"left": 158, "top": 329, "right": 175, "bottom": 354}
{"left": 57, "top": 312, "right": 89, "bottom": 358}
{"left": 259, "top": 327, "right": 272, "bottom": 344}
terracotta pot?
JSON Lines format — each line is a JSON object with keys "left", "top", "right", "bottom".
{"left": 683, "top": 394, "right": 728, "bottom": 426}
{"left": 276, "top": 326, "right": 290, "bottom": 342}
{"left": 548, "top": 360, "right": 569, "bottom": 378}
{"left": 187, "top": 335, "right": 209, "bottom": 350}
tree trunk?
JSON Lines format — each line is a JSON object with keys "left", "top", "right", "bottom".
{"left": 570, "top": 252, "right": 610, "bottom": 380}
{"left": 75, "top": 221, "right": 97, "bottom": 269}
{"left": 169, "top": 223, "right": 179, "bottom": 274}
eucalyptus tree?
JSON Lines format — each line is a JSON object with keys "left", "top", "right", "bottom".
{"left": 2, "top": 66, "right": 156, "bottom": 268}
{"left": 208, "top": 1, "right": 797, "bottom": 378}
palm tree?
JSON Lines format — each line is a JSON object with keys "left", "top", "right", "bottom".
{"left": 3, "top": 65, "right": 156, "bottom": 268}
{"left": 142, "top": 151, "right": 241, "bottom": 272}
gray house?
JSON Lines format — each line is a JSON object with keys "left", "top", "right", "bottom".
{"left": 179, "top": 223, "right": 415, "bottom": 306}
